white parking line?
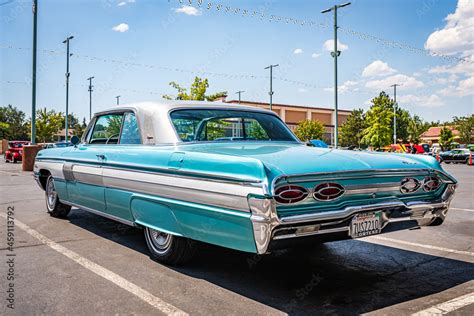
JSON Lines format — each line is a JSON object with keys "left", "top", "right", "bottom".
{"left": 0, "top": 213, "right": 188, "bottom": 316}
{"left": 451, "top": 207, "right": 474, "bottom": 212}
{"left": 411, "top": 292, "right": 474, "bottom": 315}
{"left": 365, "top": 236, "right": 474, "bottom": 257}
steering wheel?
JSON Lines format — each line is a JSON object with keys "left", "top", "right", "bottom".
{"left": 106, "top": 133, "right": 120, "bottom": 144}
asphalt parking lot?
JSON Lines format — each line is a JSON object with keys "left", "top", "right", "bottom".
{"left": 0, "top": 160, "right": 473, "bottom": 315}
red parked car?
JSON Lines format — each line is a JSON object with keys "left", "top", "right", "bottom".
{"left": 4, "top": 141, "right": 30, "bottom": 163}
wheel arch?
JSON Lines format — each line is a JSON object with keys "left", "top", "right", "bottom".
{"left": 38, "top": 169, "right": 52, "bottom": 190}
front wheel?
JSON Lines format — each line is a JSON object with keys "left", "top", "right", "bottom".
{"left": 45, "top": 176, "right": 71, "bottom": 218}
{"left": 144, "top": 227, "right": 196, "bottom": 265}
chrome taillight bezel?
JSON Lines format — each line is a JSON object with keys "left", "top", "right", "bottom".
{"left": 400, "top": 177, "right": 421, "bottom": 194}
{"left": 313, "top": 182, "right": 345, "bottom": 201}
{"left": 423, "top": 176, "right": 441, "bottom": 192}
{"left": 274, "top": 185, "right": 309, "bottom": 204}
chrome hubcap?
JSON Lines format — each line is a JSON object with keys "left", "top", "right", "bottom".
{"left": 47, "top": 178, "right": 57, "bottom": 209}
{"left": 148, "top": 228, "right": 172, "bottom": 254}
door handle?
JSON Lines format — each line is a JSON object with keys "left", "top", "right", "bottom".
{"left": 96, "top": 154, "right": 106, "bottom": 161}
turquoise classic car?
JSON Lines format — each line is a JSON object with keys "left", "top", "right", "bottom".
{"left": 34, "top": 101, "right": 457, "bottom": 265}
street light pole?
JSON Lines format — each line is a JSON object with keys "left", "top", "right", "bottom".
{"left": 390, "top": 83, "right": 400, "bottom": 145}
{"left": 235, "top": 90, "right": 244, "bottom": 104}
{"left": 264, "top": 64, "right": 278, "bottom": 111}
{"left": 322, "top": 2, "right": 351, "bottom": 148}
{"left": 116, "top": 95, "right": 121, "bottom": 105}
{"left": 31, "top": 0, "right": 38, "bottom": 144}
{"left": 87, "top": 76, "right": 94, "bottom": 120}
{"left": 62, "top": 35, "right": 74, "bottom": 143}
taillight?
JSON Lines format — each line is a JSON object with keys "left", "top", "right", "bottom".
{"left": 423, "top": 176, "right": 441, "bottom": 192}
{"left": 400, "top": 177, "right": 421, "bottom": 194}
{"left": 274, "top": 185, "right": 309, "bottom": 204}
{"left": 313, "top": 183, "right": 345, "bottom": 201}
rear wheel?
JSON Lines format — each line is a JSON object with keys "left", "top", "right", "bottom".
{"left": 45, "top": 176, "right": 71, "bottom": 218}
{"left": 144, "top": 227, "right": 196, "bottom": 265}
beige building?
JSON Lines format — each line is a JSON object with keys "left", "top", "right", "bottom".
{"left": 224, "top": 99, "right": 351, "bottom": 144}
{"left": 420, "top": 126, "right": 463, "bottom": 145}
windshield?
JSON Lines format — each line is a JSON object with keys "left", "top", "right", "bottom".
{"left": 170, "top": 109, "right": 299, "bottom": 143}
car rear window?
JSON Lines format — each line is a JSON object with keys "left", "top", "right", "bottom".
{"left": 170, "top": 109, "right": 298, "bottom": 143}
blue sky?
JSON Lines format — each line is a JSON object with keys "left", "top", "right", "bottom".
{"left": 1, "top": 0, "right": 473, "bottom": 123}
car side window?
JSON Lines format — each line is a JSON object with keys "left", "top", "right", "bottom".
{"left": 120, "top": 112, "right": 141, "bottom": 144}
{"left": 89, "top": 113, "right": 123, "bottom": 144}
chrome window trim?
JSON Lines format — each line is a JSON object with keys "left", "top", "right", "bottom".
{"left": 85, "top": 108, "right": 144, "bottom": 145}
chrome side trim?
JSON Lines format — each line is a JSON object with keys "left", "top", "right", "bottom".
{"left": 62, "top": 200, "right": 136, "bottom": 227}
{"left": 34, "top": 160, "right": 65, "bottom": 180}
{"left": 36, "top": 158, "right": 263, "bottom": 185}
{"left": 72, "top": 164, "right": 103, "bottom": 187}
{"left": 62, "top": 162, "right": 75, "bottom": 181}
{"left": 35, "top": 159, "right": 263, "bottom": 213}
{"left": 102, "top": 168, "right": 258, "bottom": 212}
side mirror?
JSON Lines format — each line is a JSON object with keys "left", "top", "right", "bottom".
{"left": 71, "top": 135, "right": 80, "bottom": 146}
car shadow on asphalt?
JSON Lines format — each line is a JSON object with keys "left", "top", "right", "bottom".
{"left": 68, "top": 208, "right": 474, "bottom": 315}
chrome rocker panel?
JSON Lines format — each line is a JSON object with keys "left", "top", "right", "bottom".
{"left": 249, "top": 184, "right": 457, "bottom": 254}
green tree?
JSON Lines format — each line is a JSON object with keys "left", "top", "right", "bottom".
{"left": 35, "top": 108, "right": 63, "bottom": 143}
{"left": 339, "top": 109, "right": 367, "bottom": 147}
{"left": 395, "top": 108, "right": 411, "bottom": 143}
{"left": 0, "top": 104, "right": 29, "bottom": 140}
{"left": 361, "top": 92, "right": 393, "bottom": 149}
{"left": 294, "top": 119, "right": 325, "bottom": 142}
{"left": 248, "top": 120, "right": 269, "bottom": 140}
{"left": 453, "top": 115, "right": 474, "bottom": 144}
{"left": 0, "top": 122, "right": 10, "bottom": 139}
{"left": 439, "top": 126, "right": 454, "bottom": 151}
{"left": 407, "top": 115, "right": 429, "bottom": 143}
{"left": 163, "top": 77, "right": 227, "bottom": 101}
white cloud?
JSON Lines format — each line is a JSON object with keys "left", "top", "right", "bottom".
{"left": 362, "top": 60, "right": 397, "bottom": 77}
{"left": 324, "top": 80, "right": 358, "bottom": 93}
{"left": 438, "top": 76, "right": 474, "bottom": 97}
{"left": 311, "top": 53, "right": 321, "bottom": 58}
{"left": 175, "top": 5, "right": 202, "bottom": 16}
{"left": 399, "top": 94, "right": 444, "bottom": 108}
{"left": 365, "top": 74, "right": 424, "bottom": 90}
{"left": 432, "top": 74, "right": 459, "bottom": 85}
{"left": 118, "top": 0, "right": 135, "bottom": 6}
{"left": 323, "top": 39, "right": 348, "bottom": 52}
{"left": 428, "top": 55, "right": 474, "bottom": 76}
{"left": 112, "top": 23, "right": 129, "bottom": 32}
{"left": 424, "top": 0, "right": 474, "bottom": 56}
{"left": 297, "top": 88, "right": 307, "bottom": 93}
{"left": 293, "top": 48, "right": 303, "bottom": 55}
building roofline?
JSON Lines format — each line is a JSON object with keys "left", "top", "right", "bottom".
{"left": 226, "top": 100, "right": 353, "bottom": 113}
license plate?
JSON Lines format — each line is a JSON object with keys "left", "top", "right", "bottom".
{"left": 350, "top": 212, "right": 382, "bottom": 238}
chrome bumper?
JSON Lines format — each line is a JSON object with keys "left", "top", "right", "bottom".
{"left": 249, "top": 184, "right": 456, "bottom": 254}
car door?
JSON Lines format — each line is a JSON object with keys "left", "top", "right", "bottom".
{"left": 102, "top": 111, "right": 142, "bottom": 222}
{"left": 452, "top": 150, "right": 462, "bottom": 162}
{"left": 63, "top": 112, "right": 124, "bottom": 212}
